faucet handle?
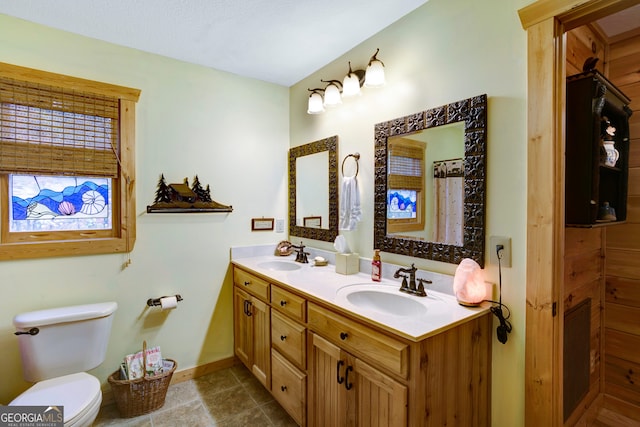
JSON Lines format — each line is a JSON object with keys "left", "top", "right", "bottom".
{"left": 397, "top": 274, "right": 409, "bottom": 292}
{"left": 415, "top": 278, "right": 431, "bottom": 297}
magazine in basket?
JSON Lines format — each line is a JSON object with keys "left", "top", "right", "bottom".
{"left": 121, "top": 345, "right": 165, "bottom": 380}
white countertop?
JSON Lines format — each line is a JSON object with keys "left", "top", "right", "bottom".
{"left": 231, "top": 252, "right": 490, "bottom": 342}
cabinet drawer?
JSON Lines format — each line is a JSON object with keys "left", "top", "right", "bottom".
{"left": 272, "top": 349, "right": 306, "bottom": 426}
{"left": 272, "top": 310, "right": 306, "bottom": 369}
{"left": 307, "top": 302, "right": 409, "bottom": 378}
{"left": 271, "top": 285, "right": 306, "bottom": 322}
{"left": 234, "top": 267, "right": 269, "bottom": 301}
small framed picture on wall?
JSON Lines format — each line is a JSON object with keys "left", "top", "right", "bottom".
{"left": 303, "top": 216, "right": 322, "bottom": 228}
{"left": 251, "top": 217, "right": 274, "bottom": 231}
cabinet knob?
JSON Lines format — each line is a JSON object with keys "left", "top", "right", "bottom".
{"left": 340, "top": 332, "right": 348, "bottom": 340}
{"left": 280, "top": 335, "right": 287, "bottom": 341}
{"left": 280, "top": 300, "right": 287, "bottom": 306}
{"left": 281, "top": 385, "right": 287, "bottom": 392}
{"left": 244, "top": 281, "right": 250, "bottom": 286}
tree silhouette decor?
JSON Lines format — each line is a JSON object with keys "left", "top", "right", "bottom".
{"left": 147, "top": 174, "right": 232, "bottom": 213}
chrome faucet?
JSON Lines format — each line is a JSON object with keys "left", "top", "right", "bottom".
{"left": 393, "top": 263, "right": 431, "bottom": 297}
{"left": 291, "top": 242, "right": 309, "bottom": 263}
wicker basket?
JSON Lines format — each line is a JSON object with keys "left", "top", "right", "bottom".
{"left": 107, "top": 344, "right": 177, "bottom": 418}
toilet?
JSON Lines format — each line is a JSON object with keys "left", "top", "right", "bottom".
{"left": 10, "top": 302, "right": 118, "bottom": 427}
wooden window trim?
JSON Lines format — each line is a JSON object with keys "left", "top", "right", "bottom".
{"left": 518, "top": 1, "right": 632, "bottom": 425}
{"left": 0, "top": 62, "right": 140, "bottom": 260}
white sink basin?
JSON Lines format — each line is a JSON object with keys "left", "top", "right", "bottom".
{"left": 257, "top": 261, "right": 302, "bottom": 271}
{"left": 335, "top": 283, "right": 445, "bottom": 318}
{"left": 345, "top": 289, "right": 426, "bottom": 317}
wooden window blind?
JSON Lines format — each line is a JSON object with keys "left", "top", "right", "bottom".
{"left": 388, "top": 138, "right": 424, "bottom": 189}
{"left": 0, "top": 76, "right": 119, "bottom": 177}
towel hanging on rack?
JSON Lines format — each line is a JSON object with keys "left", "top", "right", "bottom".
{"left": 339, "top": 175, "right": 361, "bottom": 231}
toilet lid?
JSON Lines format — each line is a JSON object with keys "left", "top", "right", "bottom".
{"left": 10, "top": 372, "right": 101, "bottom": 424}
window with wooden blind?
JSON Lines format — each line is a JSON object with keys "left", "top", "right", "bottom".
{"left": 0, "top": 62, "right": 140, "bottom": 260}
{"left": 387, "top": 137, "right": 425, "bottom": 233}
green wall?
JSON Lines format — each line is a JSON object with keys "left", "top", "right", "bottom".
{"left": 1, "top": 0, "right": 531, "bottom": 424}
{"left": 289, "top": 0, "right": 529, "bottom": 425}
{"left": 0, "top": 12, "right": 289, "bottom": 404}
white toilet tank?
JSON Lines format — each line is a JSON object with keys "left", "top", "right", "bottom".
{"left": 13, "top": 302, "right": 118, "bottom": 382}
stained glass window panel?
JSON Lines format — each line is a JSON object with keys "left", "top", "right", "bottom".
{"left": 387, "top": 189, "right": 417, "bottom": 219}
{"left": 9, "top": 174, "right": 112, "bottom": 232}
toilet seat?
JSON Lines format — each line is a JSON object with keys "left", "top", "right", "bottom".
{"left": 10, "top": 372, "right": 102, "bottom": 427}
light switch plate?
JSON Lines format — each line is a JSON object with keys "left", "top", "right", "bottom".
{"left": 489, "top": 236, "right": 511, "bottom": 267}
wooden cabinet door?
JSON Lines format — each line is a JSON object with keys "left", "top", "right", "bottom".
{"left": 234, "top": 286, "right": 253, "bottom": 368}
{"left": 354, "top": 358, "right": 407, "bottom": 427}
{"left": 233, "top": 286, "right": 270, "bottom": 389}
{"left": 309, "top": 332, "right": 407, "bottom": 427}
{"left": 309, "top": 333, "right": 355, "bottom": 427}
{"left": 250, "top": 296, "right": 270, "bottom": 388}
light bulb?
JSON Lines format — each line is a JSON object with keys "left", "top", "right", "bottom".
{"left": 342, "top": 72, "right": 361, "bottom": 97}
{"left": 364, "top": 60, "right": 385, "bottom": 88}
{"left": 323, "top": 83, "right": 342, "bottom": 107}
{"left": 307, "top": 91, "right": 324, "bottom": 114}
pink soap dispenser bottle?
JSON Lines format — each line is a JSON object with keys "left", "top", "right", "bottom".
{"left": 371, "top": 249, "right": 382, "bottom": 282}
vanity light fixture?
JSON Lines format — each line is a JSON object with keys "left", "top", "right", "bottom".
{"left": 364, "top": 48, "right": 386, "bottom": 88}
{"left": 307, "top": 88, "right": 325, "bottom": 114}
{"left": 342, "top": 62, "right": 364, "bottom": 97}
{"left": 306, "top": 49, "right": 385, "bottom": 114}
{"left": 322, "top": 80, "right": 343, "bottom": 107}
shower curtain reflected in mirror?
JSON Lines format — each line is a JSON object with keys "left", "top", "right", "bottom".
{"left": 432, "top": 158, "right": 463, "bottom": 246}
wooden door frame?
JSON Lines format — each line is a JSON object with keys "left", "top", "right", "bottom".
{"left": 518, "top": 0, "right": 640, "bottom": 425}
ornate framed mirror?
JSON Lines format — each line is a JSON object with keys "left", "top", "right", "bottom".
{"left": 289, "top": 135, "right": 339, "bottom": 242}
{"left": 373, "top": 94, "right": 487, "bottom": 266}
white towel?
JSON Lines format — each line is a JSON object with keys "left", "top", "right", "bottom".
{"left": 339, "top": 176, "right": 362, "bottom": 231}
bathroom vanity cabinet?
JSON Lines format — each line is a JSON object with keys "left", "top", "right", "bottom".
{"left": 232, "top": 265, "right": 492, "bottom": 427}
{"left": 565, "top": 70, "right": 633, "bottom": 226}
{"left": 233, "top": 269, "right": 271, "bottom": 388}
{"left": 307, "top": 304, "right": 408, "bottom": 427}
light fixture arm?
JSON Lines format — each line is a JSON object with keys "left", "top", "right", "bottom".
{"left": 347, "top": 61, "right": 366, "bottom": 86}
{"left": 368, "top": 48, "right": 385, "bottom": 67}
{"left": 321, "top": 79, "right": 343, "bottom": 89}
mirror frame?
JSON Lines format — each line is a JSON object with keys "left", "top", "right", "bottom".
{"left": 289, "top": 135, "right": 339, "bottom": 242}
{"left": 373, "top": 94, "right": 487, "bottom": 267}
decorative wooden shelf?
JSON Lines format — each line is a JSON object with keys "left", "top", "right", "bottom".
{"left": 146, "top": 174, "right": 232, "bottom": 213}
{"left": 146, "top": 205, "right": 233, "bottom": 213}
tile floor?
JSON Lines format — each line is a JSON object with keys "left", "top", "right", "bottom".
{"left": 94, "top": 364, "right": 297, "bottom": 426}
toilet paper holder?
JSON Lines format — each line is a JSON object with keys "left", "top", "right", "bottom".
{"left": 147, "top": 294, "right": 183, "bottom": 307}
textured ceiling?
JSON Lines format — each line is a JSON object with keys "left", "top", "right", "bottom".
{"left": 0, "top": 0, "right": 428, "bottom": 86}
